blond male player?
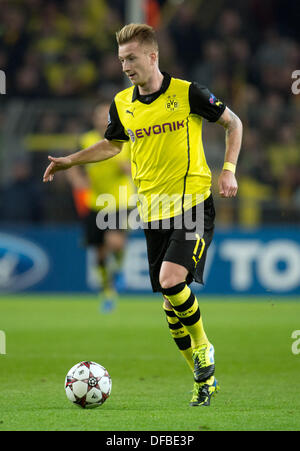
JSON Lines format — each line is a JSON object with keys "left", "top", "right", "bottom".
{"left": 43, "top": 24, "right": 243, "bottom": 406}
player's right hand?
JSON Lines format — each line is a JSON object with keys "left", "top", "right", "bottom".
{"left": 43, "top": 155, "right": 73, "bottom": 182}
{"left": 218, "top": 170, "right": 238, "bottom": 198}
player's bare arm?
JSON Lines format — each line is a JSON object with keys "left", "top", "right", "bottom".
{"left": 217, "top": 107, "right": 243, "bottom": 198}
{"left": 43, "top": 139, "right": 123, "bottom": 183}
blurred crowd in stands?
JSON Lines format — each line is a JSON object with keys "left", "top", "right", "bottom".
{"left": 0, "top": 0, "right": 299, "bottom": 226}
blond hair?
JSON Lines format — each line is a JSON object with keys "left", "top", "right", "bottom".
{"left": 116, "top": 23, "right": 158, "bottom": 51}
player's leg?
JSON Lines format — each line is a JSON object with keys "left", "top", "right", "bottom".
{"left": 96, "top": 244, "right": 115, "bottom": 296}
{"left": 144, "top": 225, "right": 212, "bottom": 361}
{"left": 143, "top": 228, "right": 195, "bottom": 369}
{"left": 160, "top": 196, "right": 218, "bottom": 405}
{"left": 95, "top": 210, "right": 126, "bottom": 312}
{"left": 160, "top": 262, "right": 210, "bottom": 352}
{"left": 162, "top": 296, "right": 194, "bottom": 372}
{"left": 143, "top": 223, "right": 218, "bottom": 406}
{"left": 160, "top": 262, "right": 217, "bottom": 406}
{"left": 83, "top": 209, "right": 114, "bottom": 300}
{"left": 104, "top": 229, "right": 127, "bottom": 293}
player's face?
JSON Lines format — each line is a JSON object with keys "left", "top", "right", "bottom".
{"left": 118, "top": 41, "right": 157, "bottom": 87}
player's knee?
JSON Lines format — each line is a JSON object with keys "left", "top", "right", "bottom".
{"left": 105, "top": 230, "right": 125, "bottom": 252}
{"left": 159, "top": 274, "right": 183, "bottom": 290}
{"left": 159, "top": 262, "right": 188, "bottom": 291}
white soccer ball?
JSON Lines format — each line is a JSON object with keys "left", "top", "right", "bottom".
{"left": 65, "top": 361, "right": 112, "bottom": 408}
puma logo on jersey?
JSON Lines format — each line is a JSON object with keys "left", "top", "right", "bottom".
{"left": 126, "top": 109, "right": 135, "bottom": 117}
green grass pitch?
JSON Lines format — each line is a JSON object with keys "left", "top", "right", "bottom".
{"left": 0, "top": 294, "right": 300, "bottom": 431}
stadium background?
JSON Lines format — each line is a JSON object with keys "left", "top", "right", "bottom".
{"left": 1, "top": 0, "right": 300, "bottom": 433}
{"left": 0, "top": 0, "right": 299, "bottom": 295}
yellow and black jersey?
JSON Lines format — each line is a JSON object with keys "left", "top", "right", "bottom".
{"left": 79, "top": 130, "right": 134, "bottom": 212}
{"left": 104, "top": 72, "right": 225, "bottom": 222}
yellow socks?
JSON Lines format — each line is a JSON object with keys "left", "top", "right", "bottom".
{"left": 163, "top": 303, "right": 194, "bottom": 371}
{"left": 162, "top": 282, "right": 209, "bottom": 349}
{"left": 97, "top": 262, "right": 114, "bottom": 296}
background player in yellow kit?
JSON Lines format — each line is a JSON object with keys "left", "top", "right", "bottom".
{"left": 67, "top": 103, "right": 134, "bottom": 312}
{"left": 43, "top": 23, "right": 243, "bottom": 406}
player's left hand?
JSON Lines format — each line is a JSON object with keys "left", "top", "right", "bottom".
{"left": 218, "top": 170, "right": 238, "bottom": 198}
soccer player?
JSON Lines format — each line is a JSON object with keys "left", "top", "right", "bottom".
{"left": 43, "top": 24, "right": 243, "bottom": 406}
{"left": 67, "top": 103, "right": 134, "bottom": 312}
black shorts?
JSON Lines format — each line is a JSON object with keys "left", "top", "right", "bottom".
{"left": 143, "top": 195, "right": 215, "bottom": 292}
{"left": 83, "top": 209, "right": 127, "bottom": 246}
